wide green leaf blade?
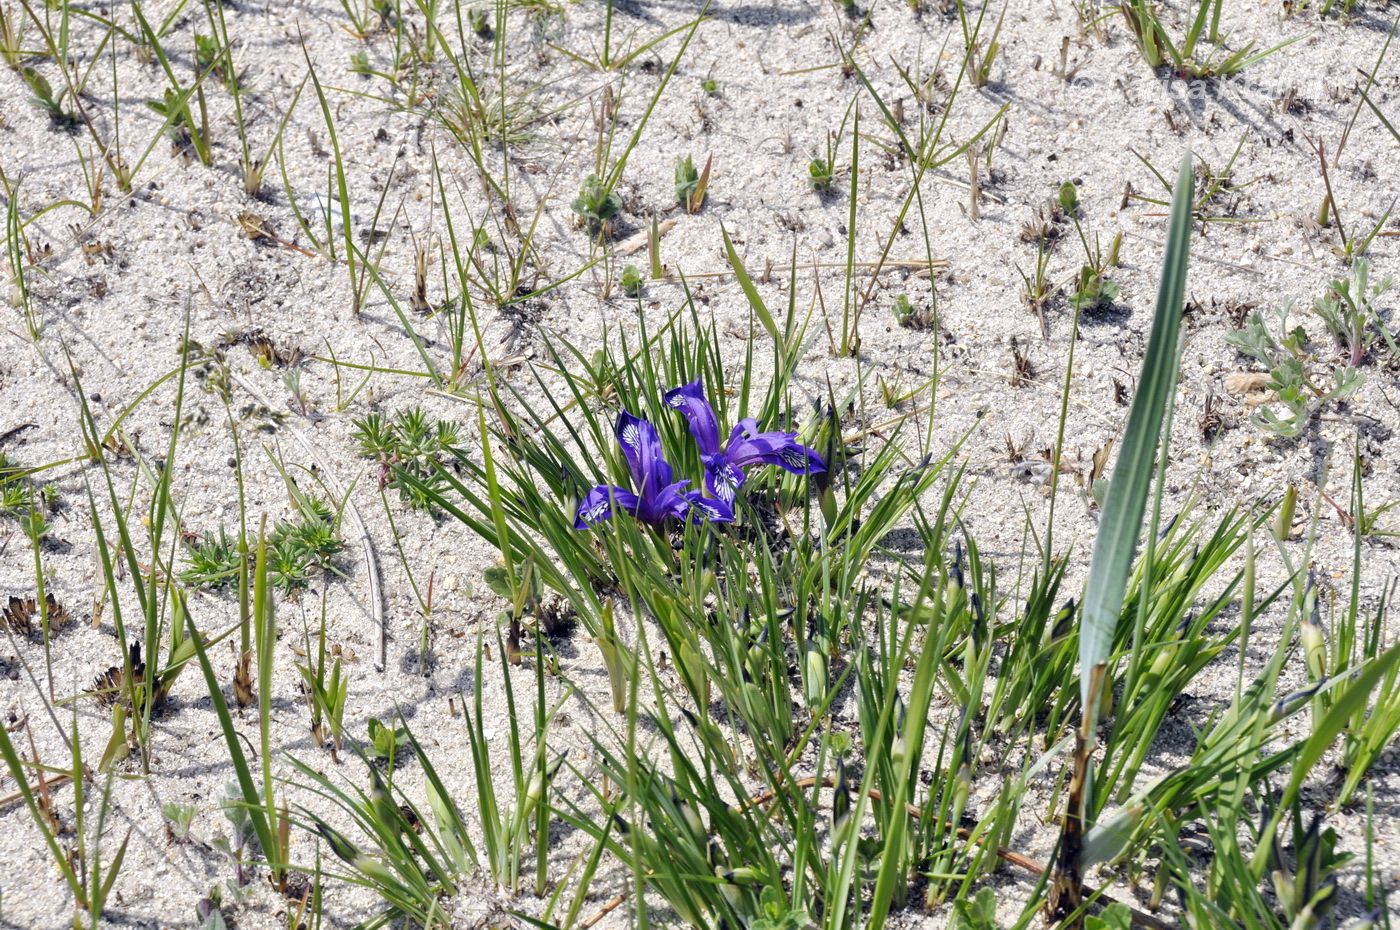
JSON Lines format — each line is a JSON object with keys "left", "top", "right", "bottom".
{"left": 1079, "top": 154, "right": 1195, "bottom": 719}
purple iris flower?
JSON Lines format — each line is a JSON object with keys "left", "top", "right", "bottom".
{"left": 574, "top": 411, "right": 734, "bottom": 529}
{"left": 663, "top": 380, "right": 826, "bottom": 506}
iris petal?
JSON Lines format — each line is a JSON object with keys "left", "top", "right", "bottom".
{"left": 574, "top": 485, "right": 640, "bottom": 529}
{"left": 682, "top": 491, "right": 734, "bottom": 525}
{"left": 702, "top": 455, "right": 745, "bottom": 505}
{"left": 663, "top": 380, "right": 723, "bottom": 456}
{"left": 616, "top": 411, "right": 673, "bottom": 493}
{"left": 726, "top": 427, "right": 826, "bottom": 475}
{"left": 577, "top": 409, "right": 737, "bottom": 531}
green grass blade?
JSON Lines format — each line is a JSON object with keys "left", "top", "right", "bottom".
{"left": 184, "top": 602, "right": 280, "bottom": 874}
{"left": 720, "top": 224, "right": 781, "bottom": 348}
{"left": 1252, "top": 639, "right": 1400, "bottom": 876}
{"left": 1079, "top": 154, "right": 1194, "bottom": 720}
{"left": 0, "top": 718, "right": 84, "bottom": 901}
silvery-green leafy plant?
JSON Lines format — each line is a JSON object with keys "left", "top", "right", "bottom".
{"left": 1227, "top": 302, "right": 1365, "bottom": 438}
{"left": 1312, "top": 259, "right": 1395, "bottom": 368}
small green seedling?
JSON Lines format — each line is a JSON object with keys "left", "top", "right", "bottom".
{"left": 620, "top": 264, "right": 643, "bottom": 298}
{"left": 468, "top": 7, "right": 492, "bottom": 39}
{"left": 1068, "top": 263, "right": 1120, "bottom": 311}
{"left": 1227, "top": 303, "right": 1364, "bottom": 438}
{"left": 675, "top": 155, "right": 698, "bottom": 207}
{"left": 194, "top": 34, "right": 238, "bottom": 92}
{"left": 147, "top": 88, "right": 200, "bottom": 152}
{"left": 571, "top": 174, "right": 621, "bottom": 236}
{"left": 1057, "top": 182, "right": 1120, "bottom": 311}
{"left": 1057, "top": 181, "right": 1079, "bottom": 216}
{"left": 808, "top": 157, "right": 834, "bottom": 192}
{"left": 675, "top": 154, "right": 713, "bottom": 214}
{"left": 1311, "top": 259, "right": 1395, "bottom": 368}
{"left": 195, "top": 33, "right": 219, "bottom": 74}
{"left": 366, "top": 717, "right": 410, "bottom": 763}
{"left": 751, "top": 885, "right": 810, "bottom": 930}
{"left": 949, "top": 887, "right": 1000, "bottom": 930}
{"left": 22, "top": 66, "right": 75, "bottom": 129}
{"left": 892, "top": 293, "right": 934, "bottom": 330}
{"left": 162, "top": 802, "right": 197, "bottom": 843}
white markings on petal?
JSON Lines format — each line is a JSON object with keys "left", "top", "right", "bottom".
{"left": 712, "top": 463, "right": 741, "bottom": 503}
{"left": 780, "top": 447, "right": 811, "bottom": 469}
{"left": 691, "top": 500, "right": 720, "bottom": 520}
{"left": 621, "top": 422, "right": 641, "bottom": 451}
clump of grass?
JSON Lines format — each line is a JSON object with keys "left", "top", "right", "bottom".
{"left": 292, "top": 635, "right": 561, "bottom": 924}
{"left": 0, "top": 710, "right": 130, "bottom": 927}
{"left": 297, "top": 593, "right": 349, "bottom": 757}
{"left": 956, "top": 0, "right": 1005, "bottom": 88}
{"left": 180, "top": 529, "right": 240, "bottom": 589}
{"left": 1119, "top": 0, "right": 1299, "bottom": 79}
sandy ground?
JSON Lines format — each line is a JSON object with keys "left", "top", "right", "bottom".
{"left": 2, "top": 0, "right": 1400, "bottom": 927}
